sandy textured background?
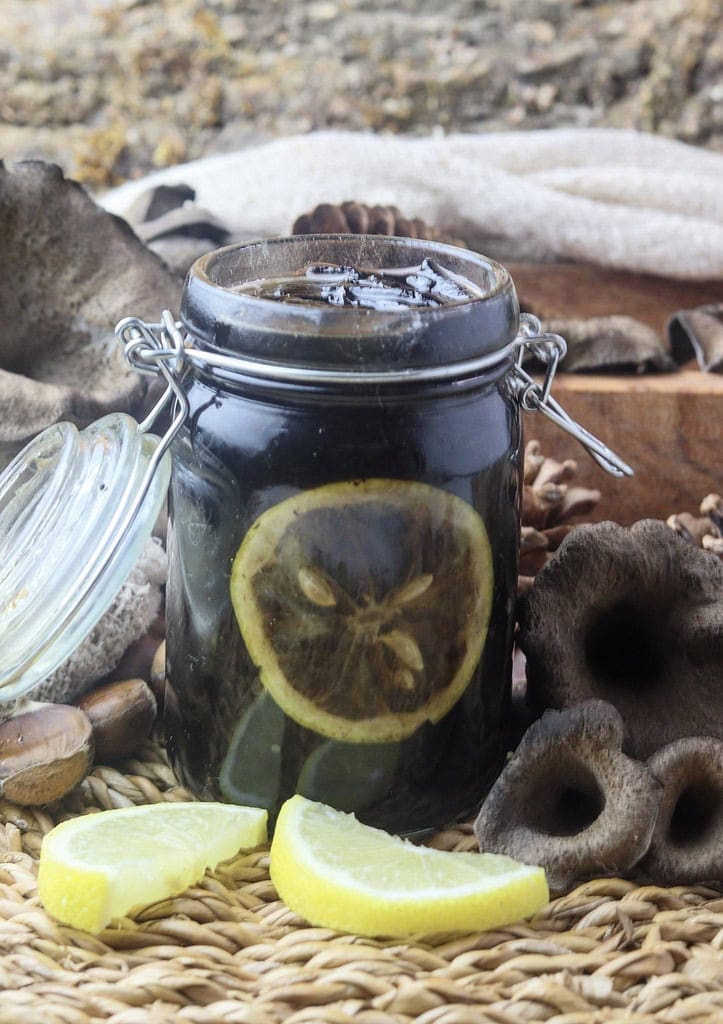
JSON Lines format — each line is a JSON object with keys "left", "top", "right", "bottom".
{"left": 1, "top": 0, "right": 721, "bottom": 189}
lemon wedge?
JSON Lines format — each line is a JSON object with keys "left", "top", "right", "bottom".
{"left": 270, "top": 796, "right": 548, "bottom": 937}
{"left": 38, "top": 802, "right": 267, "bottom": 933}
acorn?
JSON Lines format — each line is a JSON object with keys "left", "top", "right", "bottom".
{"left": 78, "top": 678, "right": 156, "bottom": 762}
{"left": 0, "top": 704, "right": 94, "bottom": 806}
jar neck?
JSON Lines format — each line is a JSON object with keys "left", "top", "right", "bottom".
{"left": 181, "top": 236, "right": 520, "bottom": 377}
{"left": 183, "top": 348, "right": 517, "bottom": 405}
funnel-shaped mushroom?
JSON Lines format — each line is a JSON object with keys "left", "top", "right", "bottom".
{"left": 641, "top": 738, "right": 723, "bottom": 884}
{"left": 474, "top": 701, "right": 660, "bottom": 892}
{"left": 520, "top": 520, "right": 723, "bottom": 758}
{"left": 0, "top": 160, "right": 178, "bottom": 463}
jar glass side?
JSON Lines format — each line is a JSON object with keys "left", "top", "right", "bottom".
{"left": 165, "top": 370, "right": 521, "bottom": 835}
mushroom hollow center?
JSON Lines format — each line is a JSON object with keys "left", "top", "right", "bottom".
{"left": 584, "top": 600, "right": 664, "bottom": 690}
{"left": 526, "top": 762, "right": 605, "bottom": 837}
{"left": 668, "top": 778, "right": 723, "bottom": 849}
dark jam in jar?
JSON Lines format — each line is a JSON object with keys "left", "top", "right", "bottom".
{"left": 165, "top": 236, "right": 522, "bottom": 836}
{"left": 235, "top": 259, "right": 484, "bottom": 309}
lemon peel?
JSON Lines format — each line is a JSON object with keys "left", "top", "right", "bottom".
{"left": 270, "top": 795, "right": 548, "bottom": 937}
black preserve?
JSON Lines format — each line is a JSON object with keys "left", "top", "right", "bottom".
{"left": 164, "top": 235, "right": 522, "bottom": 835}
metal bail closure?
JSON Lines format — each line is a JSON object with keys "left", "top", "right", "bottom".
{"left": 0, "top": 313, "right": 188, "bottom": 704}
{"left": 511, "top": 314, "right": 634, "bottom": 478}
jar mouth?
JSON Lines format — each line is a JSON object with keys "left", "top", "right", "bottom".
{"left": 181, "top": 235, "right": 519, "bottom": 374}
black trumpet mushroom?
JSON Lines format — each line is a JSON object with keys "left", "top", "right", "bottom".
{"left": 519, "top": 520, "right": 723, "bottom": 759}
{"left": 474, "top": 700, "right": 660, "bottom": 892}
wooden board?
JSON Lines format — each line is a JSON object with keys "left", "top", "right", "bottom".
{"left": 499, "top": 261, "right": 722, "bottom": 522}
{"left": 525, "top": 370, "right": 723, "bottom": 525}
{"left": 506, "top": 261, "right": 722, "bottom": 332}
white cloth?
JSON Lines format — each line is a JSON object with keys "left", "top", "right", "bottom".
{"left": 103, "top": 129, "right": 723, "bottom": 280}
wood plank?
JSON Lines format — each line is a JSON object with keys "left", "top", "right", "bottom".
{"left": 507, "top": 261, "right": 722, "bottom": 333}
{"left": 524, "top": 370, "right": 723, "bottom": 525}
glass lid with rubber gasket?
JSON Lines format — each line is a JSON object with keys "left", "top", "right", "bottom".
{"left": 0, "top": 312, "right": 189, "bottom": 705}
{"left": 0, "top": 412, "right": 171, "bottom": 703}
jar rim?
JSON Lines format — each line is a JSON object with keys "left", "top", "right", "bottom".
{"left": 193, "top": 234, "right": 514, "bottom": 310}
{"left": 180, "top": 235, "right": 520, "bottom": 376}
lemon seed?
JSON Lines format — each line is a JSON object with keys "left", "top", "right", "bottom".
{"left": 297, "top": 566, "right": 337, "bottom": 607}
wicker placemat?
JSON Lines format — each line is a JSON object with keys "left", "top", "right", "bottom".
{"left": 1, "top": 741, "right": 721, "bottom": 1024}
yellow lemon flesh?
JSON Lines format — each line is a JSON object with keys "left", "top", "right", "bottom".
{"left": 270, "top": 795, "right": 548, "bottom": 938}
{"left": 38, "top": 802, "right": 267, "bottom": 933}
{"left": 230, "top": 479, "right": 493, "bottom": 743}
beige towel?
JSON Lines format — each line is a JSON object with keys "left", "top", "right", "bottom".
{"left": 103, "top": 129, "right": 723, "bottom": 280}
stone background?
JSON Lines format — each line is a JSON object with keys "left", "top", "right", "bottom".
{"left": 1, "top": 0, "right": 721, "bottom": 189}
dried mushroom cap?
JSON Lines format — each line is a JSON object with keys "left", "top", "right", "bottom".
{"left": 520, "top": 520, "right": 723, "bottom": 759}
{"left": 0, "top": 704, "right": 94, "bottom": 806}
{"left": 640, "top": 738, "right": 723, "bottom": 885}
{"left": 0, "top": 160, "right": 178, "bottom": 447}
{"left": 474, "top": 701, "right": 660, "bottom": 892}
{"left": 668, "top": 303, "right": 723, "bottom": 373}
{"left": 540, "top": 316, "right": 675, "bottom": 374}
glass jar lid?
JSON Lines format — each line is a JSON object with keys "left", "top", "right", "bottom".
{"left": 0, "top": 412, "right": 170, "bottom": 703}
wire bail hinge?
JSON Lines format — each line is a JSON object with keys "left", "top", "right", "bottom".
{"left": 511, "top": 313, "right": 634, "bottom": 478}
{"left": 115, "top": 310, "right": 190, "bottom": 459}
{"left": 115, "top": 309, "right": 633, "bottom": 479}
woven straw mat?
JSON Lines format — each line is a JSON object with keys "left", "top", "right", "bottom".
{"left": 1, "top": 740, "right": 721, "bottom": 1024}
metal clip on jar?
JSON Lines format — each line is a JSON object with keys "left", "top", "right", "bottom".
{"left": 0, "top": 236, "right": 631, "bottom": 835}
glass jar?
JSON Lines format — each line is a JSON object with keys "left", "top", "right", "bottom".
{"left": 0, "top": 233, "right": 630, "bottom": 838}
{"left": 165, "top": 236, "right": 521, "bottom": 835}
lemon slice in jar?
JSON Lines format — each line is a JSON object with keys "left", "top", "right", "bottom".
{"left": 270, "top": 795, "right": 549, "bottom": 937}
{"left": 230, "top": 479, "right": 493, "bottom": 743}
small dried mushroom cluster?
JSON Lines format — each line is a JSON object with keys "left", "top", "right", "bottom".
{"left": 519, "top": 440, "right": 601, "bottom": 593}
{"left": 667, "top": 492, "right": 723, "bottom": 559}
{"left": 0, "top": 644, "right": 165, "bottom": 807}
{"left": 477, "top": 517, "right": 723, "bottom": 891}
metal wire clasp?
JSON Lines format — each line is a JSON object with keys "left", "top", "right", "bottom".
{"left": 115, "top": 310, "right": 190, "bottom": 457}
{"left": 511, "top": 313, "right": 633, "bottom": 478}
{"left": 115, "top": 308, "right": 633, "bottom": 479}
